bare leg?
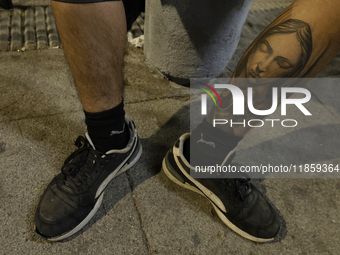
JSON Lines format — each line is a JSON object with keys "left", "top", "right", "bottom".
{"left": 52, "top": 1, "right": 127, "bottom": 113}
{"left": 34, "top": 2, "right": 144, "bottom": 242}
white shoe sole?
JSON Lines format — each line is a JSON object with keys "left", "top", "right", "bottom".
{"left": 42, "top": 143, "right": 143, "bottom": 242}
{"left": 162, "top": 156, "right": 275, "bottom": 243}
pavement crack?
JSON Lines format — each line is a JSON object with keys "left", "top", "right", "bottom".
{"left": 225, "top": 66, "right": 233, "bottom": 73}
{"left": 126, "top": 95, "right": 190, "bottom": 105}
{"left": 17, "top": 123, "right": 23, "bottom": 138}
{"left": 0, "top": 100, "right": 19, "bottom": 112}
{"left": 125, "top": 171, "right": 152, "bottom": 254}
{"left": 0, "top": 110, "right": 83, "bottom": 123}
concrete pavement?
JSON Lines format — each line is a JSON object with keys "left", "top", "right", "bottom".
{"left": 1, "top": 1, "right": 340, "bottom": 254}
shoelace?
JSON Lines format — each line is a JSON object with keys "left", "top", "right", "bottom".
{"left": 219, "top": 176, "right": 252, "bottom": 201}
{"left": 233, "top": 178, "right": 252, "bottom": 201}
{"left": 58, "top": 136, "right": 106, "bottom": 192}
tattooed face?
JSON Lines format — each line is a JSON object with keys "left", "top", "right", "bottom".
{"left": 245, "top": 33, "right": 302, "bottom": 83}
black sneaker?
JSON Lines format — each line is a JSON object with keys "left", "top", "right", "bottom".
{"left": 162, "top": 133, "right": 281, "bottom": 243}
{"left": 34, "top": 117, "right": 142, "bottom": 241}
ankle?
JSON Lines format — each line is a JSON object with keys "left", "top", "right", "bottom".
{"left": 85, "top": 101, "right": 129, "bottom": 152}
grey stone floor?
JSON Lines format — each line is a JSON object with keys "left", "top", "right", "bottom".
{"left": 1, "top": 0, "right": 340, "bottom": 254}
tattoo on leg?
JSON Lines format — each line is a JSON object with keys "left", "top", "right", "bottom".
{"left": 207, "top": 13, "right": 329, "bottom": 136}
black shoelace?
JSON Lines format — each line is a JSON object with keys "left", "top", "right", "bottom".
{"left": 233, "top": 178, "right": 252, "bottom": 201}
{"left": 58, "top": 136, "right": 107, "bottom": 192}
{"left": 219, "top": 176, "right": 252, "bottom": 201}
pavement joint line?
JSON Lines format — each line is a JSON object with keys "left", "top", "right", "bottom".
{"left": 224, "top": 66, "right": 233, "bottom": 73}
{"left": 0, "top": 99, "right": 21, "bottom": 112}
{"left": 0, "top": 96, "right": 190, "bottom": 124}
{"left": 17, "top": 122, "right": 24, "bottom": 138}
{"left": 0, "top": 110, "right": 84, "bottom": 123}
{"left": 126, "top": 95, "right": 190, "bottom": 105}
{"left": 125, "top": 171, "right": 152, "bottom": 254}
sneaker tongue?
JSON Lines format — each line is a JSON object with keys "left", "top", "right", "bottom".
{"left": 85, "top": 133, "right": 96, "bottom": 150}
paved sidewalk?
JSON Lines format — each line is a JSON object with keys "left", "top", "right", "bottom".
{"left": 1, "top": 1, "right": 340, "bottom": 254}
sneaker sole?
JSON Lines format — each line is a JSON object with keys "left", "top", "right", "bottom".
{"left": 38, "top": 139, "right": 143, "bottom": 242}
{"left": 162, "top": 152, "right": 275, "bottom": 243}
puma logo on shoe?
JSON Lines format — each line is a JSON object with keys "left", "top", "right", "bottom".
{"left": 110, "top": 123, "right": 125, "bottom": 136}
{"left": 197, "top": 133, "right": 215, "bottom": 148}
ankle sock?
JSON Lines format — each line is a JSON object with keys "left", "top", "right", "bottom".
{"left": 184, "top": 119, "right": 242, "bottom": 166}
{"left": 84, "top": 101, "right": 129, "bottom": 152}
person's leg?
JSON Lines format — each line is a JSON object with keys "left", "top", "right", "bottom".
{"left": 34, "top": 0, "right": 142, "bottom": 241}
{"left": 52, "top": 1, "right": 126, "bottom": 113}
{"left": 163, "top": 0, "right": 340, "bottom": 243}
{"left": 192, "top": 0, "right": 340, "bottom": 166}
{"left": 52, "top": 1, "right": 129, "bottom": 152}
{"left": 207, "top": 0, "right": 340, "bottom": 138}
